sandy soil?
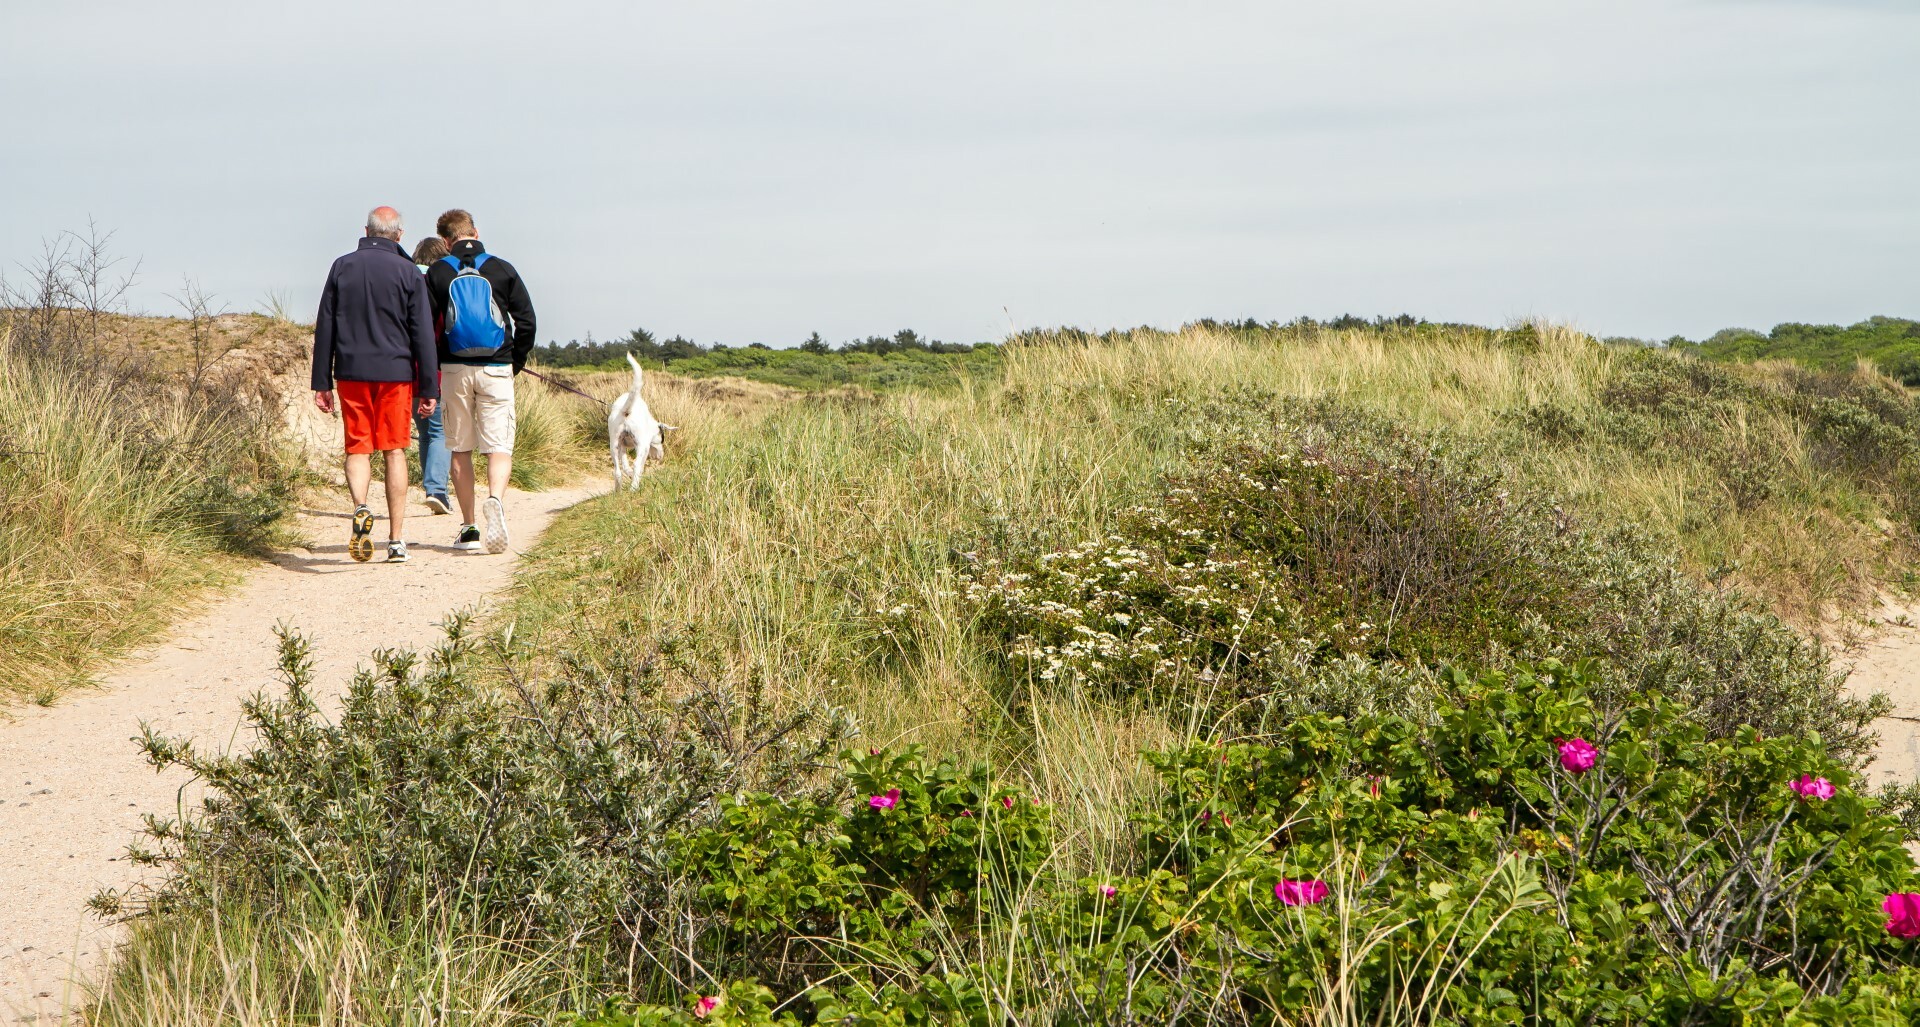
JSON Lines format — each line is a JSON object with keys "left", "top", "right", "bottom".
{"left": 1844, "top": 606, "right": 1920, "bottom": 789}
{"left": 0, "top": 482, "right": 598, "bottom": 1020}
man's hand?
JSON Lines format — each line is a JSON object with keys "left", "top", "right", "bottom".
{"left": 314, "top": 390, "right": 335, "bottom": 414}
{"left": 417, "top": 397, "right": 437, "bottom": 418}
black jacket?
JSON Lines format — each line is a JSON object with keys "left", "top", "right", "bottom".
{"left": 310, "top": 236, "right": 439, "bottom": 396}
{"left": 425, "top": 239, "right": 537, "bottom": 372}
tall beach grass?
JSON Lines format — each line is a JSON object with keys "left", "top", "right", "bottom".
{"left": 0, "top": 323, "right": 300, "bottom": 700}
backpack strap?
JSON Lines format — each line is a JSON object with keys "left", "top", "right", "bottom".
{"left": 440, "top": 250, "right": 492, "bottom": 272}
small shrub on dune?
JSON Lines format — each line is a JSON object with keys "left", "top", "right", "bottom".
{"left": 966, "top": 417, "right": 1879, "bottom": 758}
{"left": 104, "top": 618, "right": 851, "bottom": 965}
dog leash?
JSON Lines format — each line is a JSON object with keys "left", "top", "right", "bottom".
{"left": 521, "top": 368, "right": 605, "bottom": 404}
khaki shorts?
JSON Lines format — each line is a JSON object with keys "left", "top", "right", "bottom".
{"left": 442, "top": 363, "right": 516, "bottom": 455}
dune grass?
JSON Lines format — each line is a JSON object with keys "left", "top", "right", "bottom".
{"left": 89, "top": 885, "right": 583, "bottom": 1027}
{"left": 0, "top": 324, "right": 302, "bottom": 700}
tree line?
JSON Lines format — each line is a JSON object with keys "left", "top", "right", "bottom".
{"left": 532, "top": 328, "right": 986, "bottom": 369}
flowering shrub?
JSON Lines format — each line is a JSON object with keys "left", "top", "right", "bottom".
{"left": 582, "top": 661, "right": 1920, "bottom": 1026}
{"left": 671, "top": 746, "right": 1051, "bottom": 986}
{"left": 965, "top": 421, "right": 1882, "bottom": 759}
{"left": 964, "top": 435, "right": 1577, "bottom": 712}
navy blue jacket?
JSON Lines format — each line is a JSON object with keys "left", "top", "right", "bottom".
{"left": 425, "top": 239, "right": 537, "bottom": 373}
{"left": 310, "top": 236, "right": 439, "bottom": 396}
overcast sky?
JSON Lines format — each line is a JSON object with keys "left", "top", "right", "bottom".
{"left": 2, "top": 1, "right": 1913, "bottom": 346}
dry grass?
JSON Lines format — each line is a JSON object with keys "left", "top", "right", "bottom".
{"left": 0, "top": 322, "right": 302, "bottom": 701}
{"left": 89, "top": 888, "right": 580, "bottom": 1027}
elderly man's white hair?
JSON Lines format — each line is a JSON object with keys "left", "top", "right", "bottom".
{"left": 365, "top": 206, "right": 404, "bottom": 239}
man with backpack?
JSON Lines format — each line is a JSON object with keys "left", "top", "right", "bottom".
{"left": 426, "top": 208, "right": 537, "bottom": 554}
{"left": 310, "top": 206, "right": 439, "bottom": 563}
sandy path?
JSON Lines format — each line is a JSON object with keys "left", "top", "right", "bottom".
{"left": 1845, "top": 608, "right": 1920, "bottom": 789}
{"left": 0, "top": 482, "right": 599, "bottom": 1019}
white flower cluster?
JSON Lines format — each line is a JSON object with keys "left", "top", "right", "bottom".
{"left": 965, "top": 523, "right": 1321, "bottom": 695}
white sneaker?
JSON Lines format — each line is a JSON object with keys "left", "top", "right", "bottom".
{"left": 482, "top": 496, "right": 510, "bottom": 554}
{"left": 454, "top": 524, "right": 482, "bottom": 552}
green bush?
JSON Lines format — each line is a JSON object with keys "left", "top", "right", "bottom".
{"left": 105, "top": 619, "right": 851, "bottom": 969}
{"left": 966, "top": 419, "right": 1881, "bottom": 757}
{"left": 581, "top": 662, "right": 1920, "bottom": 1026}
{"left": 673, "top": 748, "right": 1051, "bottom": 990}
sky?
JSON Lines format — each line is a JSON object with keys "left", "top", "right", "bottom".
{"left": 1, "top": 1, "right": 1914, "bottom": 347}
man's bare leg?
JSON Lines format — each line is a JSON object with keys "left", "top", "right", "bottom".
{"left": 345, "top": 452, "right": 377, "bottom": 561}
{"left": 345, "top": 452, "right": 372, "bottom": 507}
{"left": 487, "top": 453, "right": 511, "bottom": 502}
{"left": 383, "top": 449, "right": 409, "bottom": 541}
{"left": 451, "top": 451, "right": 476, "bottom": 524}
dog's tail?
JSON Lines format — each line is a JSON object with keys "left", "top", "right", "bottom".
{"left": 625, "top": 351, "right": 644, "bottom": 396}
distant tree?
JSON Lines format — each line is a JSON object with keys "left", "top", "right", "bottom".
{"left": 659, "top": 335, "right": 705, "bottom": 362}
{"left": 748, "top": 341, "right": 771, "bottom": 351}
{"left": 800, "top": 331, "right": 830, "bottom": 354}
{"left": 1686, "top": 316, "right": 1920, "bottom": 386}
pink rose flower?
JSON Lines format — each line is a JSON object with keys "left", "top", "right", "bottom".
{"left": 957, "top": 809, "right": 974, "bottom": 817}
{"left": 1790, "top": 774, "right": 1836, "bottom": 801}
{"left": 695, "top": 994, "right": 722, "bottom": 1018}
{"left": 1001, "top": 795, "right": 1015, "bottom": 809}
{"left": 1100, "top": 884, "right": 1117, "bottom": 897}
{"left": 1885, "top": 893, "right": 1920, "bottom": 939}
{"left": 1275, "top": 878, "right": 1330, "bottom": 906}
{"left": 1556, "top": 737, "right": 1598, "bottom": 774}
{"left": 868, "top": 788, "right": 901, "bottom": 810}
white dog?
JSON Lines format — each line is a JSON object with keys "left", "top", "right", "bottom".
{"left": 609, "top": 353, "right": 675, "bottom": 491}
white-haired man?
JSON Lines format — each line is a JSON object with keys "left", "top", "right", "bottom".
{"left": 310, "top": 206, "right": 439, "bottom": 562}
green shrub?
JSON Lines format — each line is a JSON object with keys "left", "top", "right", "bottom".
{"left": 966, "top": 419, "right": 1881, "bottom": 757}
{"left": 105, "top": 619, "right": 851, "bottom": 972}
{"left": 582, "top": 662, "right": 1920, "bottom": 1026}
{"left": 673, "top": 748, "right": 1051, "bottom": 990}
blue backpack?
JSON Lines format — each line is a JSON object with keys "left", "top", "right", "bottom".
{"left": 439, "top": 253, "right": 508, "bottom": 358}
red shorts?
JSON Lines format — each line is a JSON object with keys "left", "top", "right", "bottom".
{"left": 337, "top": 380, "right": 414, "bottom": 454}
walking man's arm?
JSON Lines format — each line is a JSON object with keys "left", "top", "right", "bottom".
{"left": 310, "top": 265, "right": 340, "bottom": 414}
{"left": 407, "top": 273, "right": 439, "bottom": 417}
{"left": 505, "top": 271, "right": 537, "bottom": 374}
